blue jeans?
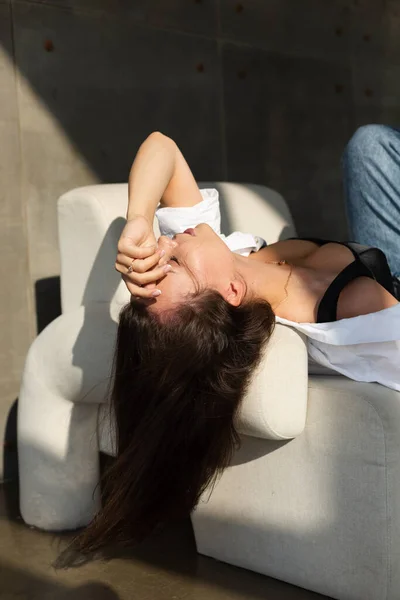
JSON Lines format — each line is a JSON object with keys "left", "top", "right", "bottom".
{"left": 343, "top": 124, "right": 400, "bottom": 279}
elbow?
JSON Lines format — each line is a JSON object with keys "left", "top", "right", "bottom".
{"left": 147, "top": 131, "right": 176, "bottom": 146}
{"left": 148, "top": 130, "right": 164, "bottom": 140}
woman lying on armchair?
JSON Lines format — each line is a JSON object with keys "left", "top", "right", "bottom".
{"left": 70, "top": 128, "right": 400, "bottom": 558}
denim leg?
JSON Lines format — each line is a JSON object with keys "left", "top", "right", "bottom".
{"left": 342, "top": 124, "right": 400, "bottom": 278}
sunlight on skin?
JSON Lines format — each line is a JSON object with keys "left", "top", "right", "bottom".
{"left": 138, "top": 223, "right": 287, "bottom": 314}
{"left": 146, "top": 224, "right": 243, "bottom": 311}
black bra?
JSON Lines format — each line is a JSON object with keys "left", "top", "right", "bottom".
{"left": 286, "top": 237, "right": 400, "bottom": 323}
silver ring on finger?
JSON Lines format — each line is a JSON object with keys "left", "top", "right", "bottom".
{"left": 127, "top": 258, "right": 136, "bottom": 274}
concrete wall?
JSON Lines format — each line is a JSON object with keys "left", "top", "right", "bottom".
{"left": 1, "top": 0, "right": 399, "bottom": 480}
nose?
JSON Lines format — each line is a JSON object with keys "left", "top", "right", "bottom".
{"left": 158, "top": 235, "right": 178, "bottom": 249}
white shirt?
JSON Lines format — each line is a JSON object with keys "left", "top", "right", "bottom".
{"left": 156, "top": 189, "right": 400, "bottom": 392}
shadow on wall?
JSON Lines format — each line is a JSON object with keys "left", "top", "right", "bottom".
{"left": 2, "top": 0, "right": 392, "bottom": 252}
{"left": 4, "top": 3, "right": 225, "bottom": 184}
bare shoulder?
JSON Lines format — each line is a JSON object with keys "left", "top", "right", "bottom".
{"left": 337, "top": 276, "right": 399, "bottom": 320}
{"left": 248, "top": 239, "right": 319, "bottom": 263}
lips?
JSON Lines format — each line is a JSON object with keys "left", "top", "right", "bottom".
{"left": 183, "top": 228, "right": 196, "bottom": 236}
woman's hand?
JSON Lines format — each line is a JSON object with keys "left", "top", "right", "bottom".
{"left": 115, "top": 215, "right": 172, "bottom": 298}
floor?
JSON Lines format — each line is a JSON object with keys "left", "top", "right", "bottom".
{"left": 0, "top": 483, "right": 331, "bottom": 600}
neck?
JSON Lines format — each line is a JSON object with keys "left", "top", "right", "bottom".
{"left": 233, "top": 254, "right": 290, "bottom": 310}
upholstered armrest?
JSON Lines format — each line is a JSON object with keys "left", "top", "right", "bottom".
{"left": 57, "top": 184, "right": 132, "bottom": 313}
{"left": 237, "top": 324, "right": 308, "bottom": 440}
{"left": 97, "top": 318, "right": 309, "bottom": 449}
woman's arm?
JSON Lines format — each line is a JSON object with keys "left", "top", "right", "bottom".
{"left": 115, "top": 132, "right": 203, "bottom": 299}
{"left": 127, "top": 132, "right": 203, "bottom": 221}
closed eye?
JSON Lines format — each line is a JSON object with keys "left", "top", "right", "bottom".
{"left": 169, "top": 254, "right": 199, "bottom": 291}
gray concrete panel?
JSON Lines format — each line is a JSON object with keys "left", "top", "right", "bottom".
{"left": 351, "top": 2, "right": 400, "bottom": 123}
{"left": 222, "top": 43, "right": 353, "bottom": 239}
{"left": 219, "top": 0, "right": 352, "bottom": 63}
{"left": 349, "top": 0, "right": 400, "bottom": 129}
{"left": 147, "top": 0, "right": 218, "bottom": 35}
{"left": 384, "top": 0, "right": 400, "bottom": 64}
{"left": 21, "top": 0, "right": 218, "bottom": 35}
{"left": 351, "top": 106, "right": 400, "bottom": 132}
{"left": 0, "top": 220, "right": 32, "bottom": 380}
{"left": 0, "top": 6, "right": 23, "bottom": 220}
{"left": 16, "top": 0, "right": 146, "bottom": 20}
{"left": 0, "top": 218, "right": 33, "bottom": 482}
{"left": 19, "top": 128, "right": 97, "bottom": 282}
{"left": 353, "top": 62, "right": 400, "bottom": 113}
{"left": 0, "top": 119, "right": 22, "bottom": 220}
{"left": 13, "top": 1, "right": 222, "bottom": 282}
{"left": 0, "top": 6, "right": 18, "bottom": 122}
{"left": 0, "top": 5, "right": 33, "bottom": 480}
{"left": 351, "top": 0, "right": 387, "bottom": 63}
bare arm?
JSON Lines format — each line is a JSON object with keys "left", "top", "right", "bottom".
{"left": 127, "top": 132, "right": 203, "bottom": 221}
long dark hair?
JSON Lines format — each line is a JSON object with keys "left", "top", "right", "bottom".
{"left": 68, "top": 288, "right": 275, "bottom": 556}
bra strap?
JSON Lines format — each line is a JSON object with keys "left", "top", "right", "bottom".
{"left": 346, "top": 243, "right": 395, "bottom": 294}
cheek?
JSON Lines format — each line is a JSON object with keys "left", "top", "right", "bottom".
{"left": 196, "top": 246, "right": 232, "bottom": 285}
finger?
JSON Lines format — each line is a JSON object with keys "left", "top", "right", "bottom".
{"left": 122, "top": 274, "right": 162, "bottom": 299}
{"left": 155, "top": 238, "right": 178, "bottom": 266}
{"left": 157, "top": 249, "right": 175, "bottom": 267}
{"left": 126, "top": 263, "right": 172, "bottom": 287}
{"left": 115, "top": 249, "right": 166, "bottom": 274}
{"left": 117, "top": 239, "right": 158, "bottom": 259}
{"left": 134, "top": 249, "right": 166, "bottom": 273}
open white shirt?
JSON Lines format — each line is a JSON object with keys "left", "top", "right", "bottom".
{"left": 156, "top": 188, "right": 400, "bottom": 392}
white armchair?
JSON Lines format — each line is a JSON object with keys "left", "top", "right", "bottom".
{"left": 18, "top": 183, "right": 400, "bottom": 600}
